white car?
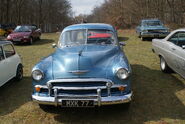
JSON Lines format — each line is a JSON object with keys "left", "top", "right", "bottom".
{"left": 152, "top": 28, "right": 185, "bottom": 78}
{"left": 0, "top": 41, "right": 23, "bottom": 87}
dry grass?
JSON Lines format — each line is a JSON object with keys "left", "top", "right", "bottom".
{"left": 0, "top": 30, "right": 184, "bottom": 124}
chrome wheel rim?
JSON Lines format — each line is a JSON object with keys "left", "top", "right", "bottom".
{"left": 17, "top": 67, "right": 23, "bottom": 79}
{"left": 161, "top": 58, "right": 166, "bottom": 70}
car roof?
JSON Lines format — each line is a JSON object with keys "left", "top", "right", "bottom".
{"left": 63, "top": 23, "right": 115, "bottom": 32}
{"left": 0, "top": 41, "right": 12, "bottom": 46}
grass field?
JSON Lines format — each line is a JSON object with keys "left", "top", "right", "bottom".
{"left": 0, "top": 30, "right": 184, "bottom": 124}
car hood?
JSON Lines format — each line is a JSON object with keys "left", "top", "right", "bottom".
{"left": 9, "top": 32, "right": 31, "bottom": 38}
{"left": 52, "top": 45, "right": 128, "bottom": 79}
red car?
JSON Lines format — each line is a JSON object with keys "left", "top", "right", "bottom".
{"left": 7, "top": 25, "right": 41, "bottom": 45}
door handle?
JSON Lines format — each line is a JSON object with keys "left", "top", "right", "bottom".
{"left": 171, "top": 48, "right": 176, "bottom": 50}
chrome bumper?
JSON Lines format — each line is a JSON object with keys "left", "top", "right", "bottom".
{"left": 32, "top": 92, "right": 132, "bottom": 106}
{"left": 32, "top": 78, "right": 132, "bottom": 107}
{"left": 141, "top": 32, "right": 169, "bottom": 38}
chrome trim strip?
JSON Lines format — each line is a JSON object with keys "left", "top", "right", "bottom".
{"left": 47, "top": 78, "right": 113, "bottom": 83}
{"left": 68, "top": 70, "right": 90, "bottom": 75}
{"left": 35, "top": 84, "right": 127, "bottom": 90}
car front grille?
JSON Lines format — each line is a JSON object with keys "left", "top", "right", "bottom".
{"left": 148, "top": 29, "right": 166, "bottom": 33}
{"left": 37, "top": 79, "right": 127, "bottom": 98}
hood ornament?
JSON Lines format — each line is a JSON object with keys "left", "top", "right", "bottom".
{"left": 69, "top": 70, "right": 89, "bottom": 75}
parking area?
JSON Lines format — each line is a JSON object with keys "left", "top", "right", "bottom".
{"left": 0, "top": 30, "right": 184, "bottom": 124}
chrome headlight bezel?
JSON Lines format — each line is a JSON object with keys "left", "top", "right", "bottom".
{"left": 32, "top": 69, "right": 44, "bottom": 81}
{"left": 116, "top": 68, "right": 130, "bottom": 80}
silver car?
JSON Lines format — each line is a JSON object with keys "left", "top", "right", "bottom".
{"left": 152, "top": 29, "right": 185, "bottom": 78}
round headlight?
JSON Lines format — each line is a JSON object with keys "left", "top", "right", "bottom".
{"left": 116, "top": 68, "right": 129, "bottom": 80}
{"left": 7, "top": 35, "right": 11, "bottom": 39}
{"left": 32, "top": 70, "right": 44, "bottom": 81}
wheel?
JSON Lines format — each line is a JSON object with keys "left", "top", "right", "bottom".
{"left": 4, "top": 33, "right": 8, "bottom": 37}
{"left": 29, "top": 37, "right": 33, "bottom": 45}
{"left": 141, "top": 37, "right": 145, "bottom": 41}
{"left": 37, "top": 36, "right": 40, "bottom": 40}
{"left": 15, "top": 64, "right": 23, "bottom": 81}
{"left": 160, "top": 56, "right": 172, "bottom": 73}
{"left": 138, "top": 33, "right": 141, "bottom": 38}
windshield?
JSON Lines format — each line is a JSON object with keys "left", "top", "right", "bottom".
{"left": 14, "top": 26, "right": 32, "bottom": 32}
{"left": 59, "top": 29, "right": 116, "bottom": 47}
{"left": 143, "top": 21, "right": 162, "bottom": 26}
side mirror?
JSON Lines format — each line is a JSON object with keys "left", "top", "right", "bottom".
{"left": 37, "top": 28, "right": 41, "bottom": 32}
{"left": 182, "top": 45, "right": 185, "bottom": 49}
{"left": 119, "top": 42, "right": 126, "bottom": 47}
{"left": 52, "top": 43, "right": 57, "bottom": 48}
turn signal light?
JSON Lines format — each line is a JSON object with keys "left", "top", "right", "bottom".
{"left": 118, "top": 86, "right": 126, "bottom": 91}
{"left": 35, "top": 87, "right": 41, "bottom": 92}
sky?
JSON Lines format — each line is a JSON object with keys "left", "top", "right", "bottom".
{"left": 70, "top": 0, "right": 105, "bottom": 16}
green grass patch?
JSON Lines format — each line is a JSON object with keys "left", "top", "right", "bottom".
{"left": 0, "top": 30, "right": 184, "bottom": 124}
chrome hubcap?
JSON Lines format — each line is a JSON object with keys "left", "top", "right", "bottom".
{"left": 161, "top": 58, "right": 166, "bottom": 70}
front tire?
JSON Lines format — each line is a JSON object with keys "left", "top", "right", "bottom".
{"left": 160, "top": 56, "right": 172, "bottom": 73}
{"left": 29, "top": 37, "right": 33, "bottom": 45}
{"left": 15, "top": 64, "right": 23, "bottom": 81}
{"left": 141, "top": 37, "right": 146, "bottom": 41}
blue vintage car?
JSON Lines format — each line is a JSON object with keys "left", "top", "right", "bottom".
{"left": 136, "top": 19, "right": 170, "bottom": 41}
{"left": 31, "top": 23, "right": 132, "bottom": 108}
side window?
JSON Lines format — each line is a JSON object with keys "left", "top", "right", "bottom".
{"left": 177, "top": 32, "right": 185, "bottom": 47}
{"left": 168, "top": 33, "right": 178, "bottom": 45}
{"left": 31, "top": 26, "right": 37, "bottom": 31}
{"left": 0, "top": 46, "right": 5, "bottom": 61}
{"left": 3, "top": 44, "right": 15, "bottom": 58}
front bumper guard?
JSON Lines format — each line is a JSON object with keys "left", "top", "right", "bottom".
{"left": 32, "top": 92, "right": 132, "bottom": 106}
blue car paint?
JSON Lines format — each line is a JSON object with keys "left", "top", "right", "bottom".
{"left": 32, "top": 23, "right": 132, "bottom": 104}
{"left": 136, "top": 19, "right": 170, "bottom": 39}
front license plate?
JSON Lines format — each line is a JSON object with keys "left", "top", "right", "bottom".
{"left": 62, "top": 100, "right": 94, "bottom": 107}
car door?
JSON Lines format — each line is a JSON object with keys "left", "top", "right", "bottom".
{"left": 0, "top": 46, "right": 7, "bottom": 86}
{"left": 170, "top": 31, "right": 185, "bottom": 78}
{"left": 2, "top": 44, "right": 17, "bottom": 79}
{"left": 162, "top": 32, "right": 179, "bottom": 72}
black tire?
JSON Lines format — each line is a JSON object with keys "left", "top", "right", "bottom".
{"left": 37, "top": 36, "right": 40, "bottom": 40}
{"left": 138, "top": 33, "right": 141, "bottom": 38}
{"left": 160, "top": 56, "right": 172, "bottom": 73}
{"left": 4, "top": 33, "right": 8, "bottom": 37}
{"left": 141, "top": 37, "right": 146, "bottom": 41}
{"left": 15, "top": 64, "right": 23, "bottom": 81}
{"left": 29, "top": 37, "right": 33, "bottom": 45}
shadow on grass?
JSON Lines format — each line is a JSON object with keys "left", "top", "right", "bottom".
{"left": 0, "top": 65, "right": 184, "bottom": 123}
{"left": 33, "top": 39, "right": 55, "bottom": 45}
{"left": 142, "top": 37, "right": 165, "bottom": 42}
{"left": 0, "top": 77, "right": 32, "bottom": 116}
{"left": 118, "top": 37, "right": 129, "bottom": 41}
{"left": 14, "top": 39, "right": 55, "bottom": 46}
{"left": 47, "top": 64, "right": 184, "bottom": 123}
